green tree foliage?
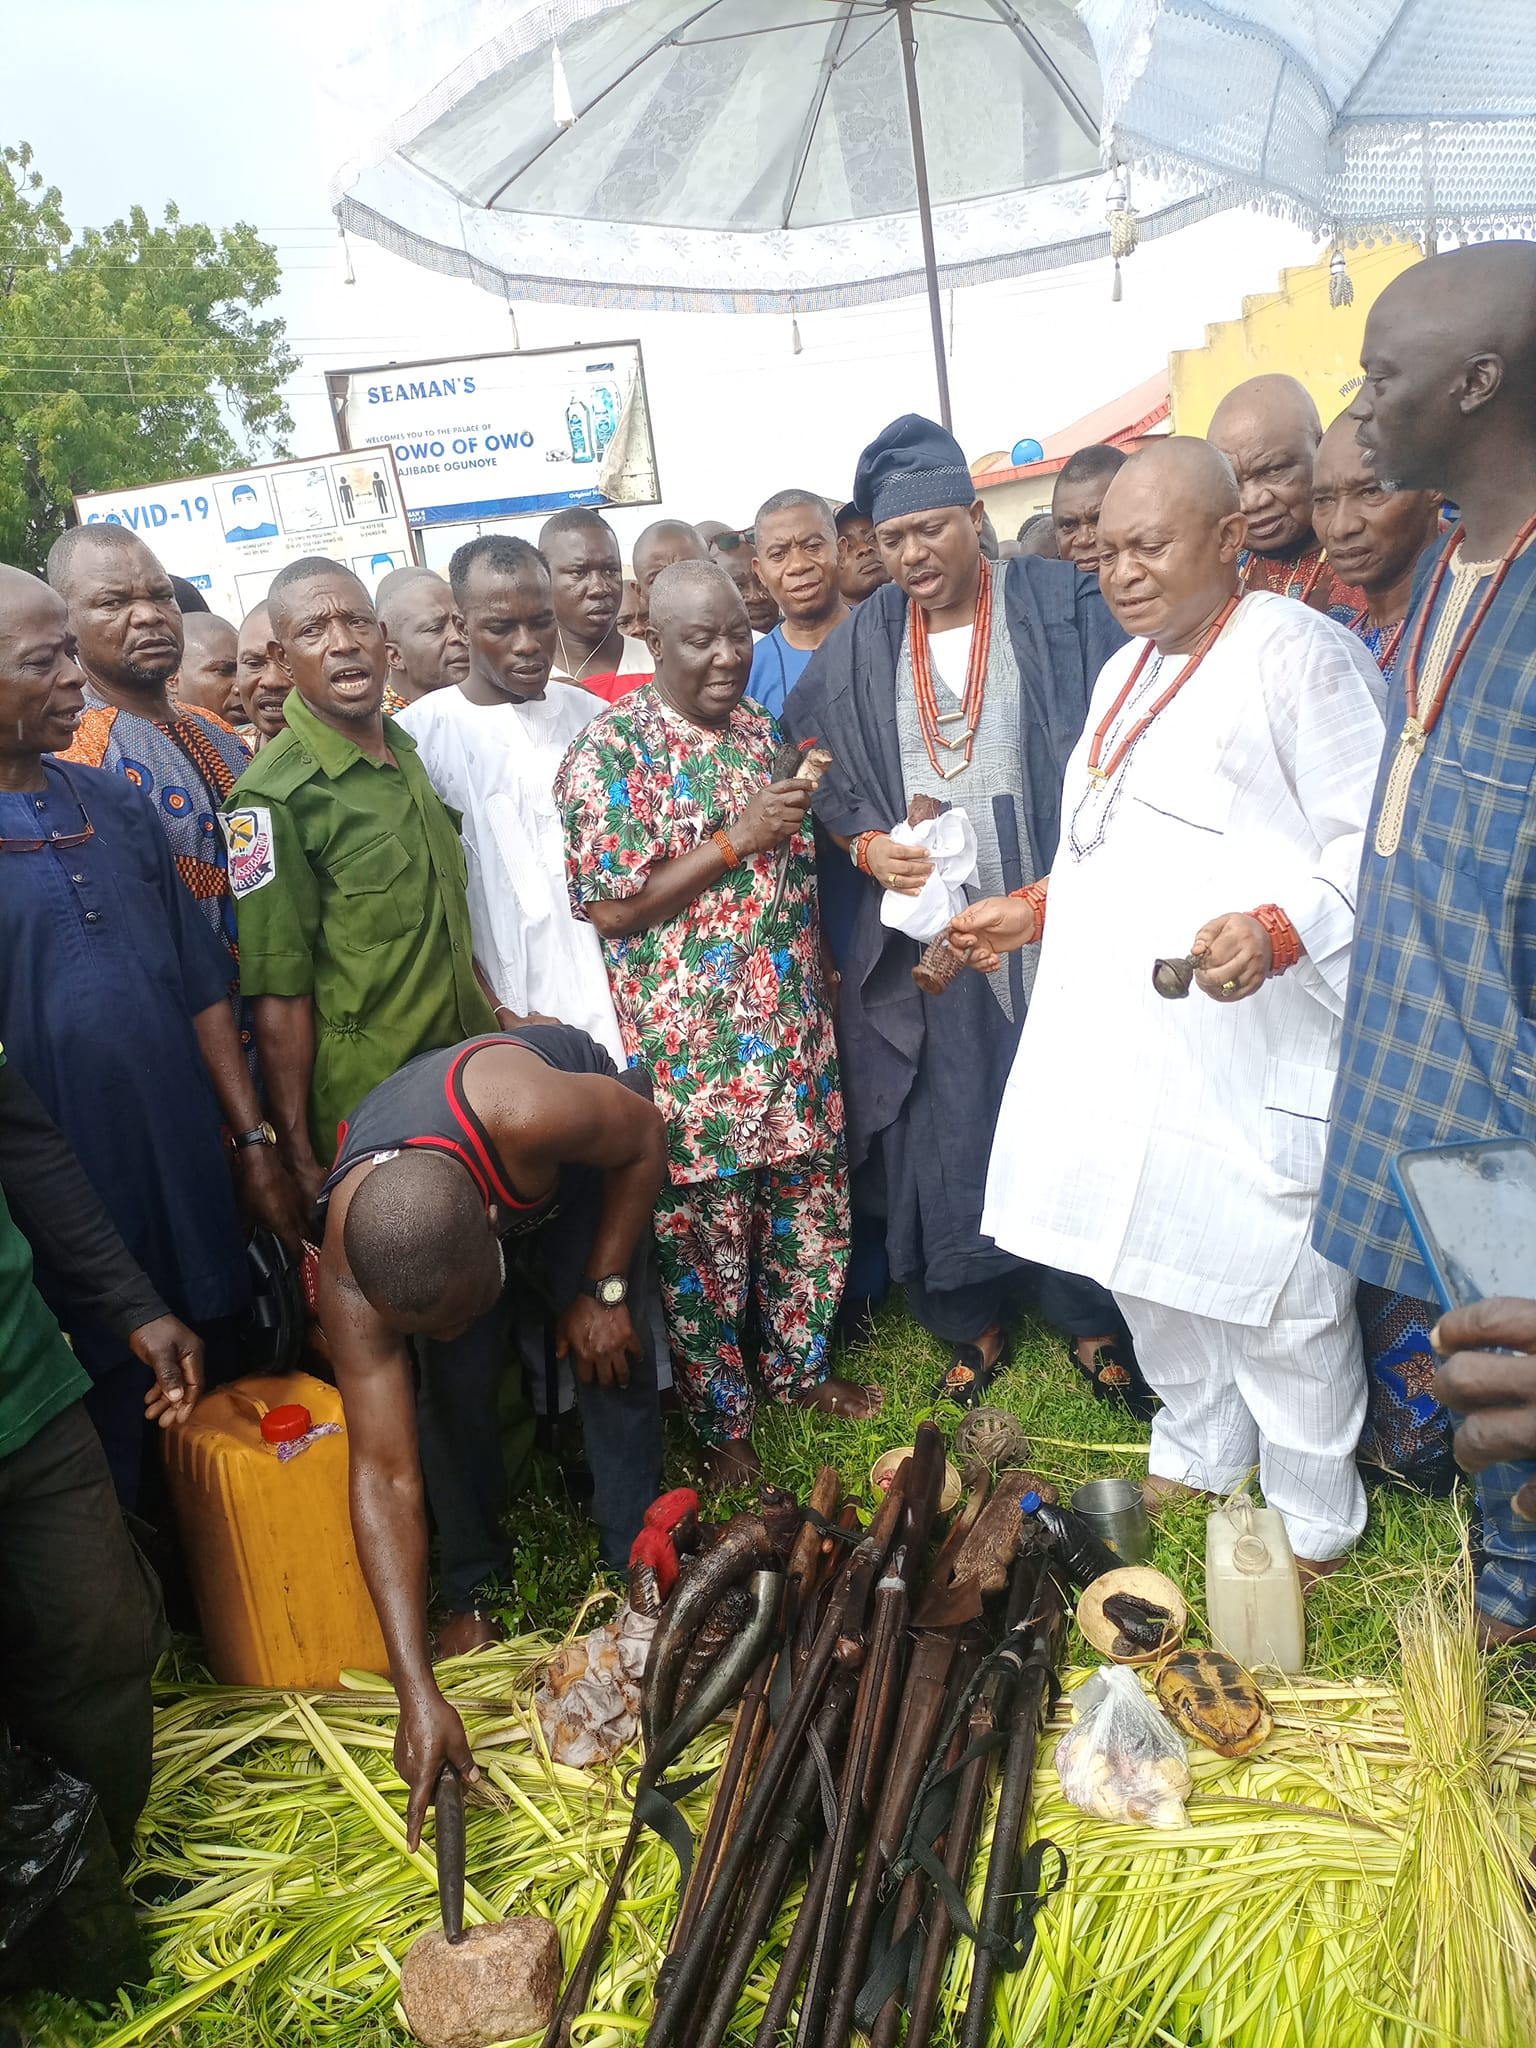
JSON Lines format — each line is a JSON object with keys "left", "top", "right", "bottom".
{"left": 0, "top": 142, "right": 298, "bottom": 569}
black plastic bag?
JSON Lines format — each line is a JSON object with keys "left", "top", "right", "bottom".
{"left": 0, "top": 1727, "right": 93, "bottom": 1955}
{"left": 0, "top": 1729, "right": 146, "bottom": 1999}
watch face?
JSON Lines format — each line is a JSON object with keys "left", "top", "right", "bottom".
{"left": 597, "top": 1275, "right": 627, "bottom": 1307}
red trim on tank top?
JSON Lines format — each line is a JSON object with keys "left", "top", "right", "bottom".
{"left": 400, "top": 1133, "right": 494, "bottom": 1206}
{"left": 442, "top": 1037, "right": 542, "bottom": 1210}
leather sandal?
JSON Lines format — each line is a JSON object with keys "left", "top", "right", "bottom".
{"left": 933, "top": 1341, "right": 998, "bottom": 1410}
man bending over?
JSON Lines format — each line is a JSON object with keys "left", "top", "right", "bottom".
{"left": 316, "top": 1023, "right": 668, "bottom": 1833}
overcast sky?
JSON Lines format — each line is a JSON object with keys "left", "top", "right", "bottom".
{"left": 2, "top": 0, "right": 1323, "bottom": 554}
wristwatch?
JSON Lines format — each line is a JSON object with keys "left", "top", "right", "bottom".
{"left": 232, "top": 1121, "right": 279, "bottom": 1152}
{"left": 580, "top": 1273, "right": 629, "bottom": 1308}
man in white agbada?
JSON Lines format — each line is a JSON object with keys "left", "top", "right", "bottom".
{"left": 950, "top": 438, "right": 1385, "bottom": 1574}
{"left": 399, "top": 533, "right": 624, "bottom": 1063}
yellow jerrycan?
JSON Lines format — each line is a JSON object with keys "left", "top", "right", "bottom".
{"left": 163, "top": 1372, "right": 389, "bottom": 1688}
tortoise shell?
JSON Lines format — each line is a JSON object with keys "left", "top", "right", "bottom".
{"left": 954, "top": 1406, "right": 1030, "bottom": 1475}
{"left": 1155, "top": 1647, "right": 1272, "bottom": 1758}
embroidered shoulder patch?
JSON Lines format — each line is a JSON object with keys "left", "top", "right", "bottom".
{"left": 224, "top": 807, "right": 277, "bottom": 897}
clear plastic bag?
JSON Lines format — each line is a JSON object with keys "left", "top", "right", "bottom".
{"left": 1054, "top": 1665, "right": 1192, "bottom": 1829}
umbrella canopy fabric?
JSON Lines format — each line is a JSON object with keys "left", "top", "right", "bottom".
{"left": 332, "top": 0, "right": 1223, "bottom": 311}
{"left": 1081, "top": 0, "right": 1536, "bottom": 243}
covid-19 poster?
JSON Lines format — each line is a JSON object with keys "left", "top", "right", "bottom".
{"left": 326, "top": 342, "right": 660, "bottom": 530}
{"left": 74, "top": 447, "right": 414, "bottom": 624}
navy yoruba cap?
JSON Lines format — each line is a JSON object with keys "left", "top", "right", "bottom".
{"left": 853, "top": 414, "right": 975, "bottom": 529}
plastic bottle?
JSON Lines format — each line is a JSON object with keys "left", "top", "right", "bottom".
{"left": 585, "top": 367, "right": 620, "bottom": 454}
{"left": 566, "top": 394, "right": 595, "bottom": 463}
{"left": 162, "top": 1372, "right": 389, "bottom": 1688}
{"left": 1204, "top": 1496, "right": 1306, "bottom": 1674}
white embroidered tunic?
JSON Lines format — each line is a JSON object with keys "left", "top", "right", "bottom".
{"left": 981, "top": 592, "right": 1385, "bottom": 1325}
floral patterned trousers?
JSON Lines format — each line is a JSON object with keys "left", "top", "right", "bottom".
{"left": 653, "top": 1148, "right": 850, "bottom": 1445}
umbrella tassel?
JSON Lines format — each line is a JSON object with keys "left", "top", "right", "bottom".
{"left": 1106, "top": 163, "right": 1135, "bottom": 304}
{"left": 552, "top": 40, "right": 576, "bottom": 129}
{"left": 1107, "top": 165, "right": 1139, "bottom": 260}
{"left": 1329, "top": 247, "right": 1354, "bottom": 308}
{"left": 337, "top": 226, "right": 355, "bottom": 287}
{"left": 791, "top": 306, "right": 803, "bottom": 357}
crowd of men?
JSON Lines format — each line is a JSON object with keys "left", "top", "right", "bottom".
{"left": 4, "top": 242, "right": 1536, "bottom": 1965}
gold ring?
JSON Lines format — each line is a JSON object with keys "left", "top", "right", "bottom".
{"left": 1222, "top": 979, "right": 1237, "bottom": 992}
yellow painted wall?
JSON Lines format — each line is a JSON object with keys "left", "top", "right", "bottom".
{"left": 976, "top": 475, "right": 1056, "bottom": 534}
{"left": 1169, "top": 239, "right": 1422, "bottom": 437}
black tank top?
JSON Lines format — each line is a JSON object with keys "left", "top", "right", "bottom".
{"left": 319, "top": 1025, "right": 616, "bottom": 1235}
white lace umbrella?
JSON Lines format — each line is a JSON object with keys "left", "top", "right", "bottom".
{"left": 1081, "top": 0, "right": 1536, "bottom": 248}
{"left": 331, "top": 0, "right": 1223, "bottom": 426}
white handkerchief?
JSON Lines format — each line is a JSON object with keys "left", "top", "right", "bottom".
{"left": 879, "top": 809, "right": 979, "bottom": 942}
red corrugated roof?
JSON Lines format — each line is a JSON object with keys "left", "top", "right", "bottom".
{"left": 971, "top": 369, "right": 1171, "bottom": 485}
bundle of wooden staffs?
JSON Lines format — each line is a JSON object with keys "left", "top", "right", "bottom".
{"left": 542, "top": 1424, "right": 1072, "bottom": 2048}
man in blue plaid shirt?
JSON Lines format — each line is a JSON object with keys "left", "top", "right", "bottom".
{"left": 1315, "top": 242, "right": 1536, "bottom": 1644}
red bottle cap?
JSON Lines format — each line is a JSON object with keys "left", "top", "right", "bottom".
{"left": 260, "top": 1403, "right": 312, "bottom": 1444}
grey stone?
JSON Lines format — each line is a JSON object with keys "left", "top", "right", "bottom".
{"left": 400, "top": 1916, "right": 561, "bottom": 2048}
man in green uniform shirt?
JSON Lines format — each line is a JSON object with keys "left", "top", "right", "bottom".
{"left": 226, "top": 557, "right": 496, "bottom": 1208}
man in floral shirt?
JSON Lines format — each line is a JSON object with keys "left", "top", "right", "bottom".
{"left": 557, "top": 560, "right": 882, "bottom": 1482}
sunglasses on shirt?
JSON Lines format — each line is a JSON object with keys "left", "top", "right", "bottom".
{"left": 0, "top": 792, "right": 94, "bottom": 853}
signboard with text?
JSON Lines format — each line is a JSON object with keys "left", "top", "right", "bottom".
{"left": 74, "top": 447, "right": 414, "bottom": 624}
{"left": 326, "top": 341, "right": 659, "bottom": 530}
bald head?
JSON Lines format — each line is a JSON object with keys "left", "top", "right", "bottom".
{"left": 175, "top": 613, "right": 240, "bottom": 720}
{"left": 45, "top": 524, "right": 183, "bottom": 695}
{"left": 1207, "top": 373, "right": 1323, "bottom": 559}
{"left": 1121, "top": 436, "right": 1241, "bottom": 513}
{"left": 0, "top": 563, "right": 64, "bottom": 650}
{"left": 1353, "top": 243, "right": 1536, "bottom": 512}
{"left": 236, "top": 601, "right": 288, "bottom": 738}
{"left": 1096, "top": 437, "right": 1245, "bottom": 650}
{"left": 632, "top": 519, "right": 709, "bottom": 594}
{"left": 343, "top": 1152, "right": 502, "bottom": 1331}
{"left": 45, "top": 520, "right": 150, "bottom": 594}
{"left": 1312, "top": 409, "right": 1441, "bottom": 605}
{"left": 375, "top": 566, "right": 468, "bottom": 700}
{"left": 265, "top": 560, "right": 388, "bottom": 731}
{"left": 1209, "top": 374, "right": 1321, "bottom": 449}
{"left": 647, "top": 558, "right": 742, "bottom": 636}
{"left": 374, "top": 565, "right": 439, "bottom": 625}
{"left": 0, "top": 568, "right": 88, "bottom": 765}
{"left": 646, "top": 559, "right": 753, "bottom": 730}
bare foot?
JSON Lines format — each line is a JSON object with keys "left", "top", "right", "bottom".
{"left": 703, "top": 1438, "right": 762, "bottom": 1489}
{"left": 934, "top": 1327, "right": 1006, "bottom": 1407}
{"left": 968, "top": 1326, "right": 1006, "bottom": 1373}
{"left": 1475, "top": 1606, "right": 1536, "bottom": 1649}
{"left": 1141, "top": 1475, "right": 1211, "bottom": 1515}
{"left": 1295, "top": 1554, "right": 1347, "bottom": 1595}
{"left": 794, "top": 1376, "right": 886, "bottom": 1421}
{"left": 434, "top": 1609, "right": 505, "bottom": 1659}
{"left": 1074, "top": 1334, "right": 1117, "bottom": 1377}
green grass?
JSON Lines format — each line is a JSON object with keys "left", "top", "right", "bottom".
{"left": 500, "top": 1302, "right": 1535, "bottom": 1711}
{"left": 6, "top": 1300, "right": 1531, "bottom": 2048}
